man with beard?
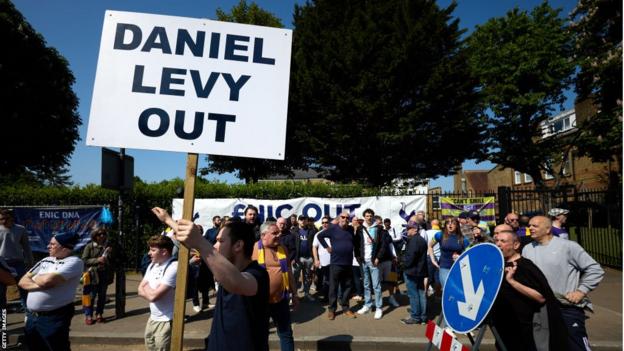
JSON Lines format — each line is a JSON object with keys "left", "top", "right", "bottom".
{"left": 165, "top": 209, "right": 270, "bottom": 351}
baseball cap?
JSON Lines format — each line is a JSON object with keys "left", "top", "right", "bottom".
{"left": 458, "top": 211, "right": 469, "bottom": 219}
{"left": 548, "top": 208, "right": 570, "bottom": 217}
{"left": 468, "top": 210, "right": 481, "bottom": 221}
{"left": 405, "top": 221, "right": 419, "bottom": 229}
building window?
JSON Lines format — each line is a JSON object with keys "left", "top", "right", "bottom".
{"left": 524, "top": 174, "right": 533, "bottom": 183}
{"left": 541, "top": 110, "right": 577, "bottom": 138}
{"left": 432, "top": 196, "right": 441, "bottom": 210}
{"left": 514, "top": 171, "right": 522, "bottom": 184}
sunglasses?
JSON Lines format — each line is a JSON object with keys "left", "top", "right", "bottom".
{"left": 322, "top": 221, "right": 329, "bottom": 224}
{"left": 340, "top": 215, "right": 349, "bottom": 219}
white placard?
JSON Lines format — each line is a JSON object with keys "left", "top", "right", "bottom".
{"left": 171, "top": 195, "right": 427, "bottom": 230}
{"left": 87, "top": 10, "right": 292, "bottom": 159}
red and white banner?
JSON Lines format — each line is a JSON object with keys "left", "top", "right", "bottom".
{"left": 425, "top": 321, "right": 469, "bottom": 351}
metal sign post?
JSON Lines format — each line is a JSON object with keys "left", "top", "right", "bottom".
{"left": 426, "top": 243, "right": 508, "bottom": 351}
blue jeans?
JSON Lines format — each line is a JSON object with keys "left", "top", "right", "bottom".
{"left": 439, "top": 268, "right": 451, "bottom": 288}
{"left": 293, "top": 257, "right": 314, "bottom": 295}
{"left": 269, "top": 298, "right": 294, "bottom": 351}
{"left": 362, "top": 261, "right": 382, "bottom": 309}
{"left": 25, "top": 303, "right": 75, "bottom": 351}
{"left": 404, "top": 273, "right": 426, "bottom": 322}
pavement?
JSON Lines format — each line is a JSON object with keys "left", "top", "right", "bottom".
{"left": 3, "top": 268, "right": 621, "bottom": 350}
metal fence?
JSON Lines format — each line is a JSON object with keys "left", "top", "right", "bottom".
{"left": 423, "top": 186, "right": 622, "bottom": 268}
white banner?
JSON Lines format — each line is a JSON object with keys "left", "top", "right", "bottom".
{"left": 172, "top": 195, "right": 427, "bottom": 230}
{"left": 87, "top": 10, "right": 292, "bottom": 159}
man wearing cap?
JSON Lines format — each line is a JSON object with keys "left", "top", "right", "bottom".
{"left": 18, "top": 232, "right": 84, "bottom": 351}
{"left": 548, "top": 208, "right": 570, "bottom": 240}
{"left": 466, "top": 210, "right": 491, "bottom": 236}
{"left": 457, "top": 211, "right": 474, "bottom": 239}
{"left": 400, "top": 221, "right": 428, "bottom": 325}
{"left": 522, "top": 216, "right": 604, "bottom": 351}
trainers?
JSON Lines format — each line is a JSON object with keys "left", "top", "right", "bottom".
{"left": 351, "top": 295, "right": 363, "bottom": 301}
{"left": 193, "top": 305, "right": 202, "bottom": 313}
{"left": 343, "top": 310, "right": 357, "bottom": 318}
{"left": 327, "top": 310, "right": 335, "bottom": 320}
{"left": 374, "top": 309, "right": 383, "bottom": 320}
{"left": 85, "top": 318, "right": 94, "bottom": 326}
{"left": 400, "top": 318, "right": 419, "bottom": 325}
{"left": 357, "top": 305, "right": 371, "bottom": 315}
{"left": 388, "top": 295, "right": 400, "bottom": 307}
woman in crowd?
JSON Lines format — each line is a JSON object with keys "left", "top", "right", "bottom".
{"left": 82, "top": 227, "right": 114, "bottom": 325}
{"left": 427, "top": 217, "right": 470, "bottom": 287}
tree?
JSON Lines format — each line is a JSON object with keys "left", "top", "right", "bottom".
{"left": 201, "top": 1, "right": 304, "bottom": 183}
{"left": 570, "top": 0, "right": 622, "bottom": 177}
{"left": 466, "top": 3, "right": 575, "bottom": 188}
{"left": 289, "top": 0, "right": 484, "bottom": 185}
{"left": 0, "top": 0, "right": 80, "bottom": 186}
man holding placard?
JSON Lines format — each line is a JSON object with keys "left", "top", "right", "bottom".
{"left": 170, "top": 214, "right": 270, "bottom": 351}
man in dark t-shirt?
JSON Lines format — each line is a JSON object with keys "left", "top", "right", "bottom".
{"left": 162, "top": 211, "right": 270, "bottom": 351}
{"left": 317, "top": 211, "right": 359, "bottom": 320}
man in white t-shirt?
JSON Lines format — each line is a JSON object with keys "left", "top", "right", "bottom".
{"left": 19, "top": 232, "right": 84, "bottom": 351}
{"left": 139, "top": 235, "right": 178, "bottom": 351}
{"left": 312, "top": 216, "right": 332, "bottom": 301}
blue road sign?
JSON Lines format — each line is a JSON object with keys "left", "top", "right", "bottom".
{"left": 442, "top": 243, "right": 504, "bottom": 334}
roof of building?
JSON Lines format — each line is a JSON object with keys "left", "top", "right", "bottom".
{"left": 263, "top": 169, "right": 323, "bottom": 181}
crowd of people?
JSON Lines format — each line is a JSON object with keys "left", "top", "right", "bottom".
{"left": 0, "top": 204, "right": 606, "bottom": 351}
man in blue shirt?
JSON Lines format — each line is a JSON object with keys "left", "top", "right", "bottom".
{"left": 317, "top": 211, "right": 359, "bottom": 320}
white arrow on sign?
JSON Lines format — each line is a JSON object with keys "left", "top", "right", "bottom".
{"left": 456, "top": 255, "right": 485, "bottom": 321}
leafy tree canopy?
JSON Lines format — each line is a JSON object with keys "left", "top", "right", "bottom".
{"left": 201, "top": 0, "right": 302, "bottom": 183}
{"left": 0, "top": 0, "right": 80, "bottom": 186}
{"left": 290, "top": 0, "right": 484, "bottom": 185}
{"left": 570, "top": 0, "right": 622, "bottom": 167}
{"left": 466, "top": 2, "right": 575, "bottom": 187}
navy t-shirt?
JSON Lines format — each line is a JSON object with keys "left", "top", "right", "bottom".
{"left": 298, "top": 229, "right": 311, "bottom": 258}
{"left": 207, "top": 261, "right": 270, "bottom": 351}
{"left": 317, "top": 224, "right": 354, "bottom": 266}
{"left": 433, "top": 232, "right": 470, "bottom": 269}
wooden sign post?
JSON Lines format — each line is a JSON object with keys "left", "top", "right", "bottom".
{"left": 171, "top": 153, "right": 198, "bottom": 351}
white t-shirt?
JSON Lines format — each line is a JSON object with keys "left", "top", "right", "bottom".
{"left": 362, "top": 223, "right": 376, "bottom": 262}
{"left": 423, "top": 229, "right": 441, "bottom": 260}
{"left": 27, "top": 256, "right": 83, "bottom": 311}
{"left": 386, "top": 226, "right": 402, "bottom": 242}
{"left": 312, "top": 232, "right": 331, "bottom": 267}
{"left": 144, "top": 258, "right": 178, "bottom": 321}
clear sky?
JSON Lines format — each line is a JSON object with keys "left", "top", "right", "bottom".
{"left": 12, "top": 0, "right": 577, "bottom": 191}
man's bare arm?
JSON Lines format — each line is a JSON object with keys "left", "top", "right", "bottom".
{"left": 175, "top": 219, "right": 258, "bottom": 296}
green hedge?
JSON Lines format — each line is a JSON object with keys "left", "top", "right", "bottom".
{"left": 0, "top": 179, "right": 385, "bottom": 269}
